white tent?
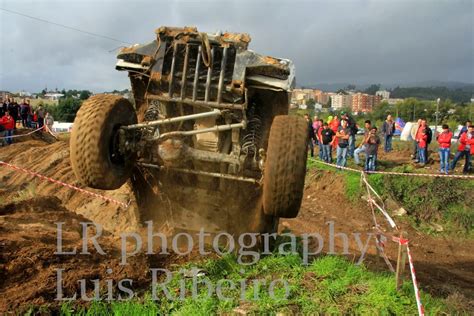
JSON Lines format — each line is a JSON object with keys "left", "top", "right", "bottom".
{"left": 399, "top": 122, "right": 464, "bottom": 142}
{"left": 51, "top": 121, "right": 73, "bottom": 133}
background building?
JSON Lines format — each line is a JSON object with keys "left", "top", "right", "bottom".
{"left": 376, "top": 90, "right": 390, "bottom": 100}
{"left": 331, "top": 94, "right": 352, "bottom": 110}
{"left": 314, "top": 90, "right": 330, "bottom": 105}
{"left": 352, "top": 93, "right": 381, "bottom": 113}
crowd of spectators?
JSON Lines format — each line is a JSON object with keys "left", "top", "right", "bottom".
{"left": 305, "top": 113, "right": 473, "bottom": 174}
{"left": 0, "top": 97, "right": 51, "bottom": 146}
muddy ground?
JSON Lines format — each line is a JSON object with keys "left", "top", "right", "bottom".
{"left": 0, "top": 132, "right": 473, "bottom": 312}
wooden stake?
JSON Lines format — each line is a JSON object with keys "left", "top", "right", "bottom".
{"left": 395, "top": 231, "right": 408, "bottom": 290}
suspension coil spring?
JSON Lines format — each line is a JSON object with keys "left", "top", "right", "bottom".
{"left": 144, "top": 101, "right": 161, "bottom": 121}
{"left": 241, "top": 112, "right": 262, "bottom": 158}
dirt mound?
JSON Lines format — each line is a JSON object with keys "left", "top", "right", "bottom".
{"left": 0, "top": 139, "right": 140, "bottom": 235}
{"left": 0, "top": 196, "right": 152, "bottom": 313}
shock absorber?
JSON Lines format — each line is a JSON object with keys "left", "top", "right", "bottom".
{"left": 241, "top": 104, "right": 262, "bottom": 159}
{"left": 144, "top": 101, "right": 161, "bottom": 121}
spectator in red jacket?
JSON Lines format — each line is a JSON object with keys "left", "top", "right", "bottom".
{"left": 329, "top": 115, "right": 340, "bottom": 149}
{"left": 416, "top": 128, "right": 428, "bottom": 165}
{"left": 450, "top": 125, "right": 474, "bottom": 174}
{"left": 0, "top": 111, "right": 15, "bottom": 144}
{"left": 436, "top": 124, "right": 453, "bottom": 174}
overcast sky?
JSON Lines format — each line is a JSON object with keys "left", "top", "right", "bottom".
{"left": 0, "top": 0, "right": 473, "bottom": 92}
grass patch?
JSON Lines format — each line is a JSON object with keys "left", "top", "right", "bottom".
{"left": 372, "top": 166, "right": 473, "bottom": 236}
{"left": 307, "top": 161, "right": 473, "bottom": 237}
{"left": 42, "top": 254, "right": 461, "bottom": 315}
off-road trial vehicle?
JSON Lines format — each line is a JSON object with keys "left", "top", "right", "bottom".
{"left": 70, "top": 26, "right": 307, "bottom": 235}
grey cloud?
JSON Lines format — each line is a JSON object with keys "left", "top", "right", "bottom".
{"left": 0, "top": 0, "right": 472, "bottom": 93}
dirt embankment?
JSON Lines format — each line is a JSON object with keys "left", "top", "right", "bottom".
{"left": 0, "top": 138, "right": 140, "bottom": 235}
{"left": 0, "top": 196, "right": 151, "bottom": 312}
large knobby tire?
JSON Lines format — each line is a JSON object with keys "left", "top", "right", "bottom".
{"left": 70, "top": 94, "right": 137, "bottom": 190}
{"left": 263, "top": 115, "right": 307, "bottom": 218}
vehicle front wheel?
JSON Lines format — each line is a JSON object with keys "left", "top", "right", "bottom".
{"left": 262, "top": 115, "right": 307, "bottom": 218}
{"left": 70, "top": 94, "right": 137, "bottom": 190}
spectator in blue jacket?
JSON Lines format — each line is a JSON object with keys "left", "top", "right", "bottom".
{"left": 381, "top": 115, "right": 396, "bottom": 152}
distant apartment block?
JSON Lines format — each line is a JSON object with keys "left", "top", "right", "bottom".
{"left": 291, "top": 88, "right": 315, "bottom": 105}
{"left": 314, "top": 90, "right": 330, "bottom": 105}
{"left": 352, "top": 93, "right": 382, "bottom": 113}
{"left": 331, "top": 94, "right": 353, "bottom": 110}
{"left": 376, "top": 90, "right": 390, "bottom": 100}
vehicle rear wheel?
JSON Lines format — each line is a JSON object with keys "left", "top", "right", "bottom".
{"left": 70, "top": 94, "right": 137, "bottom": 190}
{"left": 262, "top": 115, "right": 307, "bottom": 218}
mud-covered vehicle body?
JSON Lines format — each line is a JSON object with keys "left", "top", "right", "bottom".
{"left": 70, "top": 26, "right": 307, "bottom": 235}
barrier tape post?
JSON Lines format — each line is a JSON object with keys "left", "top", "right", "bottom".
{"left": 395, "top": 230, "right": 408, "bottom": 290}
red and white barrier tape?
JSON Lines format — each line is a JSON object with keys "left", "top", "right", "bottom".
{"left": 388, "top": 234, "right": 424, "bottom": 316}
{"left": 0, "top": 160, "right": 130, "bottom": 209}
{"left": 0, "top": 126, "right": 43, "bottom": 139}
{"left": 309, "top": 159, "right": 362, "bottom": 173}
{"left": 406, "top": 243, "right": 425, "bottom": 316}
{"left": 309, "top": 158, "right": 474, "bottom": 179}
{"left": 367, "top": 169, "right": 474, "bottom": 179}
{"left": 362, "top": 175, "right": 398, "bottom": 229}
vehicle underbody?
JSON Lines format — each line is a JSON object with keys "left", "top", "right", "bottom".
{"left": 70, "top": 26, "right": 306, "bottom": 237}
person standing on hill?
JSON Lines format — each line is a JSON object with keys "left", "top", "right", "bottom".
{"left": 0, "top": 98, "right": 5, "bottom": 118}
{"left": 20, "top": 99, "right": 30, "bottom": 128}
{"left": 312, "top": 115, "right": 321, "bottom": 146}
{"left": 436, "top": 124, "right": 453, "bottom": 174}
{"left": 335, "top": 119, "right": 351, "bottom": 167}
{"left": 0, "top": 111, "right": 15, "bottom": 145}
{"left": 37, "top": 106, "right": 45, "bottom": 129}
{"left": 381, "top": 114, "right": 396, "bottom": 153}
{"left": 416, "top": 127, "right": 428, "bottom": 165}
{"left": 451, "top": 125, "right": 474, "bottom": 174}
{"left": 8, "top": 99, "right": 19, "bottom": 130}
{"left": 364, "top": 127, "right": 380, "bottom": 171}
{"left": 315, "top": 118, "right": 324, "bottom": 160}
{"left": 329, "top": 115, "right": 340, "bottom": 150}
{"left": 1, "top": 98, "right": 10, "bottom": 119}
{"left": 320, "top": 122, "right": 335, "bottom": 163}
{"left": 26, "top": 100, "right": 33, "bottom": 128}
{"left": 410, "top": 119, "right": 422, "bottom": 161}
{"left": 414, "top": 119, "right": 431, "bottom": 163}
{"left": 354, "top": 120, "right": 372, "bottom": 165}
{"left": 45, "top": 112, "right": 54, "bottom": 132}
{"left": 0, "top": 123, "right": 6, "bottom": 146}
{"left": 423, "top": 119, "right": 432, "bottom": 162}
{"left": 304, "top": 113, "right": 317, "bottom": 157}
{"left": 457, "top": 120, "right": 472, "bottom": 138}
{"left": 341, "top": 112, "right": 358, "bottom": 158}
